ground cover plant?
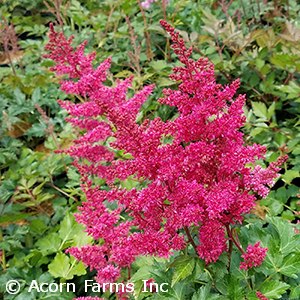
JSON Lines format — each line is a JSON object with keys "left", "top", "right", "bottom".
{"left": 0, "top": 1, "right": 299, "bottom": 300}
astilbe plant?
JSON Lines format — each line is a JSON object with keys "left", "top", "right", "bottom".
{"left": 45, "top": 20, "right": 287, "bottom": 290}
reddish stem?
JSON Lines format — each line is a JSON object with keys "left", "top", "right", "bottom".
{"left": 226, "top": 225, "right": 244, "bottom": 254}
{"left": 184, "top": 226, "right": 198, "bottom": 253}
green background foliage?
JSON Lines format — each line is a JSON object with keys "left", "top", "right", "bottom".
{"left": 0, "top": 0, "right": 299, "bottom": 299}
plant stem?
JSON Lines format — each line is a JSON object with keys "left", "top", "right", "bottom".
{"left": 137, "top": 0, "right": 153, "bottom": 61}
{"left": 227, "top": 237, "right": 233, "bottom": 272}
{"left": 49, "top": 181, "right": 77, "bottom": 202}
{"left": 226, "top": 225, "right": 244, "bottom": 254}
{"left": 184, "top": 226, "right": 198, "bottom": 253}
{"left": 128, "top": 266, "right": 131, "bottom": 280}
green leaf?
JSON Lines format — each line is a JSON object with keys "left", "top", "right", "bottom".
{"left": 260, "top": 280, "right": 290, "bottom": 299}
{"left": 267, "top": 102, "right": 276, "bottom": 119}
{"left": 290, "top": 285, "right": 300, "bottom": 299}
{"left": 268, "top": 217, "right": 298, "bottom": 256}
{"left": 158, "top": 77, "right": 175, "bottom": 87}
{"left": 252, "top": 102, "right": 268, "bottom": 119}
{"left": 278, "top": 253, "right": 300, "bottom": 278}
{"left": 170, "top": 283, "right": 188, "bottom": 300}
{"left": 192, "top": 284, "right": 224, "bottom": 300}
{"left": 48, "top": 253, "right": 70, "bottom": 278}
{"left": 269, "top": 200, "right": 284, "bottom": 216}
{"left": 192, "top": 285, "right": 210, "bottom": 300}
{"left": 14, "top": 88, "right": 26, "bottom": 105}
{"left": 282, "top": 170, "right": 299, "bottom": 185}
{"left": 59, "top": 213, "right": 86, "bottom": 247}
{"left": 250, "top": 127, "right": 265, "bottom": 137}
{"left": 276, "top": 187, "right": 288, "bottom": 203}
{"left": 131, "top": 266, "right": 152, "bottom": 282}
{"left": 0, "top": 213, "right": 31, "bottom": 224}
{"left": 36, "top": 232, "right": 61, "bottom": 255}
{"left": 227, "top": 275, "right": 244, "bottom": 299}
{"left": 68, "top": 259, "right": 87, "bottom": 279}
{"left": 72, "top": 229, "right": 93, "bottom": 247}
{"left": 48, "top": 253, "right": 86, "bottom": 280}
{"left": 31, "top": 88, "right": 41, "bottom": 104}
{"left": 171, "top": 255, "right": 195, "bottom": 287}
{"left": 149, "top": 60, "right": 168, "bottom": 71}
{"left": 275, "top": 81, "right": 300, "bottom": 99}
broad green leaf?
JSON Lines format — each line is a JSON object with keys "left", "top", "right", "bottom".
{"left": 72, "top": 229, "right": 93, "bottom": 247}
{"left": 260, "top": 280, "right": 290, "bottom": 299}
{"left": 269, "top": 200, "right": 284, "bottom": 216}
{"left": 278, "top": 253, "right": 300, "bottom": 278}
{"left": 171, "top": 255, "right": 195, "bottom": 286}
{"left": 275, "top": 81, "right": 300, "bottom": 99}
{"left": 134, "top": 255, "right": 166, "bottom": 268}
{"left": 290, "top": 285, "right": 300, "bottom": 299}
{"left": 264, "top": 251, "right": 283, "bottom": 274}
{"left": 48, "top": 253, "right": 86, "bottom": 280}
{"left": 170, "top": 283, "right": 188, "bottom": 300}
{"left": 35, "top": 232, "right": 61, "bottom": 255}
{"left": 281, "top": 170, "right": 300, "bottom": 185}
{"left": 131, "top": 266, "right": 152, "bottom": 282}
{"left": 66, "top": 259, "right": 87, "bottom": 279}
{"left": 131, "top": 266, "right": 153, "bottom": 298}
{"left": 48, "top": 253, "right": 70, "bottom": 278}
{"left": 227, "top": 275, "right": 244, "bottom": 299}
{"left": 58, "top": 213, "right": 86, "bottom": 247}
{"left": 149, "top": 60, "right": 168, "bottom": 71}
{"left": 158, "top": 77, "right": 175, "bottom": 87}
{"left": 252, "top": 102, "right": 268, "bottom": 119}
{"left": 250, "top": 127, "right": 265, "bottom": 137}
{"left": 192, "top": 285, "right": 210, "bottom": 300}
{"left": 275, "top": 187, "right": 288, "bottom": 203}
{"left": 268, "top": 217, "right": 298, "bottom": 256}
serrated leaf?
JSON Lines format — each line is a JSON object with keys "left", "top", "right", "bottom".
{"left": 282, "top": 170, "right": 299, "bottom": 185}
{"left": 36, "top": 232, "right": 61, "bottom": 255}
{"left": 252, "top": 102, "right": 268, "bottom": 119}
{"left": 72, "top": 229, "right": 93, "bottom": 247}
{"left": 48, "top": 253, "right": 70, "bottom": 278}
{"left": 14, "top": 88, "right": 26, "bottom": 105}
{"left": 32, "top": 182, "right": 45, "bottom": 196}
{"left": 48, "top": 253, "right": 86, "bottom": 280}
{"left": 171, "top": 255, "right": 195, "bottom": 286}
{"left": 267, "top": 102, "right": 276, "bottom": 119}
{"left": 170, "top": 283, "right": 188, "bottom": 300}
{"left": 278, "top": 253, "right": 300, "bottom": 278}
{"left": 192, "top": 285, "right": 222, "bottom": 300}
{"left": 268, "top": 217, "right": 298, "bottom": 256}
{"left": 25, "top": 123, "right": 47, "bottom": 137}
{"left": 67, "top": 259, "right": 87, "bottom": 279}
{"left": 131, "top": 266, "right": 152, "bottom": 282}
{"left": 260, "top": 280, "right": 290, "bottom": 299}
{"left": 59, "top": 213, "right": 85, "bottom": 245}
{"left": 226, "top": 275, "right": 244, "bottom": 299}
{"left": 290, "top": 285, "right": 300, "bottom": 299}
{"left": 31, "top": 88, "right": 41, "bottom": 103}
{"left": 250, "top": 127, "right": 265, "bottom": 137}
